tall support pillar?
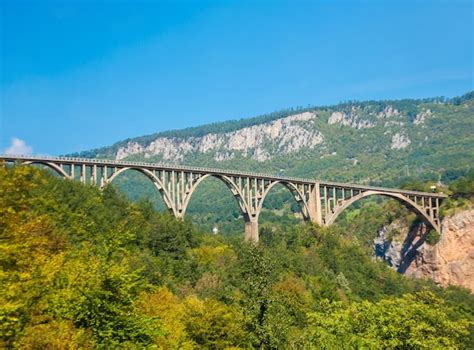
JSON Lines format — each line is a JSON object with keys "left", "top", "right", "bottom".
{"left": 100, "top": 165, "right": 108, "bottom": 188}
{"left": 92, "top": 165, "right": 97, "bottom": 186}
{"left": 80, "top": 164, "right": 86, "bottom": 184}
{"left": 245, "top": 219, "right": 259, "bottom": 243}
{"left": 307, "top": 183, "right": 323, "bottom": 225}
{"left": 315, "top": 183, "right": 322, "bottom": 225}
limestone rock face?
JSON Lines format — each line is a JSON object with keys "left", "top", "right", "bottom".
{"left": 373, "top": 226, "right": 403, "bottom": 268}
{"left": 327, "top": 107, "right": 375, "bottom": 129}
{"left": 413, "top": 109, "right": 433, "bottom": 126}
{"left": 109, "top": 101, "right": 449, "bottom": 164}
{"left": 377, "top": 106, "right": 400, "bottom": 118}
{"left": 115, "top": 112, "right": 324, "bottom": 162}
{"left": 116, "top": 142, "right": 144, "bottom": 160}
{"left": 406, "top": 208, "right": 474, "bottom": 292}
{"left": 390, "top": 133, "right": 411, "bottom": 150}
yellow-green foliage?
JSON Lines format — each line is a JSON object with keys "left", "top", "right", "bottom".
{"left": 136, "top": 287, "right": 194, "bottom": 349}
{"left": 1, "top": 165, "right": 473, "bottom": 348}
{"left": 306, "top": 291, "right": 472, "bottom": 349}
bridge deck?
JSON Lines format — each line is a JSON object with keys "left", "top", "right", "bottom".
{"left": 0, "top": 154, "right": 447, "bottom": 199}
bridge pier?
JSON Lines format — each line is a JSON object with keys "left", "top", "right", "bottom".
{"left": 245, "top": 220, "right": 259, "bottom": 243}
{"left": 307, "top": 184, "right": 323, "bottom": 225}
{"left": 1, "top": 155, "right": 447, "bottom": 239}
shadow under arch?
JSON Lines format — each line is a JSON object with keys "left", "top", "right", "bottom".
{"left": 257, "top": 180, "right": 311, "bottom": 221}
{"left": 106, "top": 167, "right": 174, "bottom": 214}
{"left": 23, "top": 161, "right": 70, "bottom": 178}
{"left": 326, "top": 190, "right": 438, "bottom": 232}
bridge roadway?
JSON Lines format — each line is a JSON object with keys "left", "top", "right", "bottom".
{"left": 1, "top": 155, "right": 447, "bottom": 242}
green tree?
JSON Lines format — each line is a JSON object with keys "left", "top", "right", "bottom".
{"left": 305, "top": 291, "right": 472, "bottom": 349}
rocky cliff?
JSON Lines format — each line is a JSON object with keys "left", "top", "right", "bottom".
{"left": 406, "top": 208, "right": 474, "bottom": 292}
{"left": 113, "top": 107, "right": 422, "bottom": 162}
{"left": 375, "top": 208, "right": 474, "bottom": 292}
{"left": 115, "top": 112, "right": 324, "bottom": 162}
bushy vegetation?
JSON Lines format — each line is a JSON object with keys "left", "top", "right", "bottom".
{"left": 1, "top": 165, "right": 473, "bottom": 348}
{"left": 439, "top": 173, "right": 474, "bottom": 218}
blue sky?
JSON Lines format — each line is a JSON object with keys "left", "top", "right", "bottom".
{"left": 1, "top": 0, "right": 472, "bottom": 155}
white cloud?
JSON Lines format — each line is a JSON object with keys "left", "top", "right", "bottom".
{"left": 4, "top": 138, "right": 33, "bottom": 156}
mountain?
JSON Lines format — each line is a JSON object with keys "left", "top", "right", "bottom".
{"left": 72, "top": 92, "right": 474, "bottom": 186}
{"left": 67, "top": 92, "right": 474, "bottom": 234}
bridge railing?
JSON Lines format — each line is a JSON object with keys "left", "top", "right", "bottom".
{"left": 0, "top": 154, "right": 447, "bottom": 198}
{"left": 319, "top": 180, "right": 447, "bottom": 198}
{"left": 0, "top": 154, "right": 316, "bottom": 184}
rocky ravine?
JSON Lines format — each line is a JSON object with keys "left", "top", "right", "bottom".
{"left": 406, "top": 208, "right": 474, "bottom": 292}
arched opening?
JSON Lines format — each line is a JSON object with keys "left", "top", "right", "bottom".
{"left": 106, "top": 168, "right": 169, "bottom": 212}
{"left": 184, "top": 175, "right": 247, "bottom": 236}
{"left": 23, "top": 161, "right": 70, "bottom": 178}
{"left": 330, "top": 193, "right": 435, "bottom": 273}
{"left": 327, "top": 191, "right": 437, "bottom": 230}
{"left": 258, "top": 182, "right": 308, "bottom": 246}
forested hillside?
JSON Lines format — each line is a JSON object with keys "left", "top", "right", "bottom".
{"left": 1, "top": 165, "right": 473, "bottom": 348}
{"left": 71, "top": 92, "right": 473, "bottom": 183}
{"left": 68, "top": 92, "right": 474, "bottom": 234}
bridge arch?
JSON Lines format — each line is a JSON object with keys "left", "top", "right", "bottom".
{"left": 3, "top": 155, "right": 445, "bottom": 242}
{"left": 257, "top": 180, "right": 311, "bottom": 221}
{"left": 325, "top": 190, "right": 439, "bottom": 231}
{"left": 106, "top": 167, "right": 175, "bottom": 215}
{"left": 23, "top": 161, "right": 70, "bottom": 179}
{"left": 180, "top": 173, "right": 251, "bottom": 220}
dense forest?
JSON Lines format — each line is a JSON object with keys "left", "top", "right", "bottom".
{"left": 1, "top": 165, "right": 473, "bottom": 348}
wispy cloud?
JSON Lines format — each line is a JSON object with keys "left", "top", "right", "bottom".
{"left": 4, "top": 138, "right": 33, "bottom": 155}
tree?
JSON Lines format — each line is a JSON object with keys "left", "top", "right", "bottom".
{"left": 183, "top": 296, "right": 247, "bottom": 348}
{"left": 235, "top": 243, "right": 288, "bottom": 348}
{"left": 305, "top": 291, "right": 472, "bottom": 349}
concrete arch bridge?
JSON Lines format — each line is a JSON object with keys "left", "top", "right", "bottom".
{"left": 1, "top": 155, "right": 446, "bottom": 242}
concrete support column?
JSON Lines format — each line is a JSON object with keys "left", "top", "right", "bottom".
{"left": 307, "top": 184, "right": 323, "bottom": 225}
{"left": 80, "top": 164, "right": 86, "bottom": 184}
{"left": 92, "top": 165, "right": 97, "bottom": 186}
{"left": 245, "top": 219, "right": 259, "bottom": 243}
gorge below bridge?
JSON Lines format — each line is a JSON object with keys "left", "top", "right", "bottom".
{"left": 1, "top": 155, "right": 447, "bottom": 242}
